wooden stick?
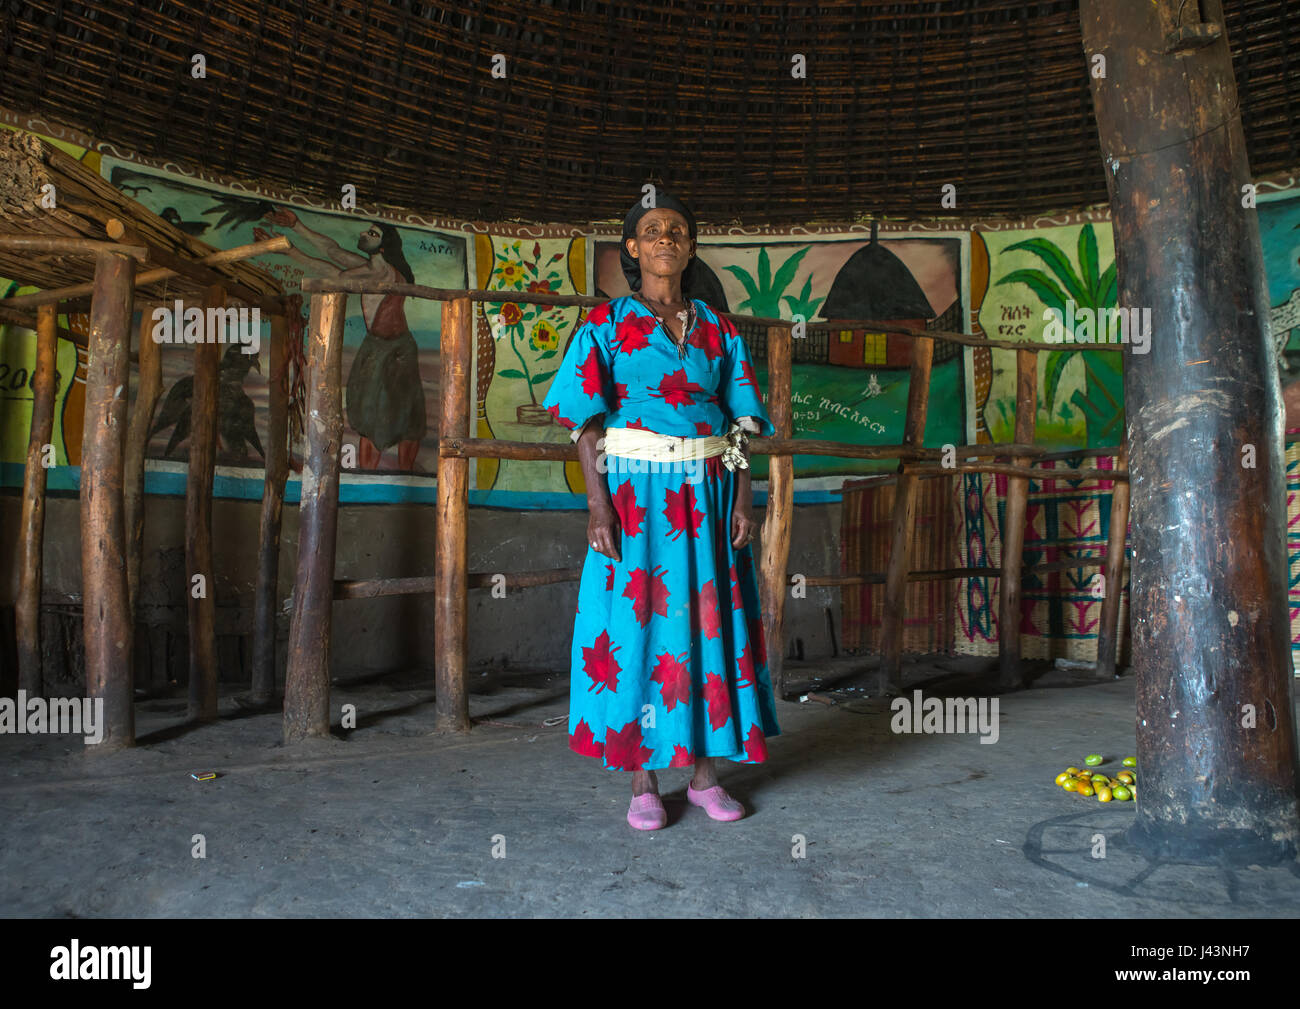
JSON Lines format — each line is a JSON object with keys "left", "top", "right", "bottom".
{"left": 80, "top": 250, "right": 135, "bottom": 749}
{"left": 186, "top": 285, "right": 222, "bottom": 722}
{"left": 760, "top": 324, "right": 795, "bottom": 695}
{"left": 2, "top": 235, "right": 291, "bottom": 311}
{"left": 124, "top": 310, "right": 161, "bottom": 628}
{"left": 334, "top": 567, "right": 583, "bottom": 600}
{"left": 0, "top": 305, "right": 81, "bottom": 344}
{"left": 909, "top": 462, "right": 1128, "bottom": 481}
{"left": 435, "top": 297, "right": 472, "bottom": 733}
{"left": 998, "top": 348, "right": 1038, "bottom": 688}
{"left": 252, "top": 312, "right": 290, "bottom": 703}
{"left": 1095, "top": 439, "right": 1130, "bottom": 677}
{"left": 16, "top": 302, "right": 59, "bottom": 696}
{"left": 284, "top": 293, "right": 347, "bottom": 743}
{"left": 0, "top": 235, "right": 148, "bottom": 260}
{"left": 879, "top": 336, "right": 935, "bottom": 691}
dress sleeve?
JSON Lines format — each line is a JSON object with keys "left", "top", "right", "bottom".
{"left": 717, "top": 313, "right": 776, "bottom": 437}
{"left": 542, "top": 304, "right": 618, "bottom": 441}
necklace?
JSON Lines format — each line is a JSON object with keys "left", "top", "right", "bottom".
{"left": 634, "top": 291, "right": 695, "bottom": 360}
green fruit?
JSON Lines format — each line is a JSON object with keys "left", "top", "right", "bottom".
{"left": 1085, "top": 754, "right": 1103, "bottom": 766}
{"left": 1111, "top": 785, "right": 1131, "bottom": 801}
{"left": 1122, "top": 756, "right": 1137, "bottom": 768}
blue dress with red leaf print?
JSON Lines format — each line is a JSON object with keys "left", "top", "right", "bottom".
{"left": 541, "top": 295, "right": 782, "bottom": 771}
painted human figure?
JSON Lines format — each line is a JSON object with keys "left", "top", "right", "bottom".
{"left": 255, "top": 210, "right": 426, "bottom": 470}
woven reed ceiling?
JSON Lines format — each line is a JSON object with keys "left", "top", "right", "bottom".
{"left": 1, "top": 1, "right": 1297, "bottom": 226}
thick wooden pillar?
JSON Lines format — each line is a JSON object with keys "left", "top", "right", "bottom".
{"left": 880, "top": 335, "right": 934, "bottom": 692}
{"left": 125, "top": 308, "right": 161, "bottom": 626}
{"left": 284, "top": 293, "right": 346, "bottom": 743}
{"left": 186, "top": 287, "right": 222, "bottom": 721}
{"left": 81, "top": 251, "right": 135, "bottom": 749}
{"left": 1083, "top": 0, "right": 1299, "bottom": 863}
{"left": 252, "top": 312, "right": 290, "bottom": 703}
{"left": 435, "top": 297, "right": 471, "bottom": 733}
{"left": 1094, "top": 440, "right": 1130, "bottom": 678}
{"left": 16, "top": 302, "right": 60, "bottom": 695}
{"left": 759, "top": 324, "right": 793, "bottom": 695}
{"left": 997, "top": 349, "right": 1038, "bottom": 688}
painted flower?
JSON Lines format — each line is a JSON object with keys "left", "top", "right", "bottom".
{"left": 529, "top": 320, "right": 560, "bottom": 352}
{"left": 498, "top": 302, "right": 523, "bottom": 326}
{"left": 497, "top": 260, "right": 526, "bottom": 285}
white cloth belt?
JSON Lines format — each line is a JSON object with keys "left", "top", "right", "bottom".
{"left": 603, "top": 422, "right": 751, "bottom": 471}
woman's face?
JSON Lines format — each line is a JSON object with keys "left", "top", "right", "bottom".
{"left": 627, "top": 209, "right": 694, "bottom": 286}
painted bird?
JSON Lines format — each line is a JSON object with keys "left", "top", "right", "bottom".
{"left": 160, "top": 207, "right": 209, "bottom": 236}
{"left": 151, "top": 345, "right": 265, "bottom": 462}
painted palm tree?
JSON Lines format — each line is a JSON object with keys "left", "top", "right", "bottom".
{"left": 995, "top": 223, "right": 1123, "bottom": 445}
{"left": 723, "top": 245, "right": 819, "bottom": 320}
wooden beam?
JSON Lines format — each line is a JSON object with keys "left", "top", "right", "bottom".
{"left": 0, "top": 235, "right": 147, "bottom": 260}
{"left": 186, "top": 286, "right": 222, "bottom": 722}
{"left": 15, "top": 302, "right": 59, "bottom": 696}
{"left": 334, "top": 568, "right": 583, "bottom": 600}
{"left": 435, "top": 297, "right": 472, "bottom": 733}
{"left": 759, "top": 324, "right": 795, "bottom": 696}
{"left": 1095, "top": 440, "right": 1130, "bottom": 678}
{"left": 1082, "top": 0, "right": 1298, "bottom": 863}
{"left": 252, "top": 312, "right": 291, "bottom": 704}
{"left": 909, "top": 462, "right": 1127, "bottom": 482}
{"left": 997, "top": 349, "right": 1038, "bottom": 688}
{"left": 284, "top": 293, "right": 347, "bottom": 743}
{"left": 80, "top": 251, "right": 135, "bottom": 749}
{"left": 879, "top": 336, "right": 935, "bottom": 692}
{"left": 124, "top": 310, "right": 161, "bottom": 628}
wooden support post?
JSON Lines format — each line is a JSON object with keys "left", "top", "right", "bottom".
{"left": 1082, "top": 0, "right": 1299, "bottom": 863}
{"left": 1094, "top": 440, "right": 1130, "bottom": 678}
{"left": 759, "top": 324, "right": 794, "bottom": 695}
{"left": 16, "top": 302, "right": 60, "bottom": 696}
{"left": 284, "top": 293, "right": 346, "bottom": 743}
{"left": 252, "top": 312, "right": 290, "bottom": 703}
{"left": 125, "top": 310, "right": 161, "bottom": 627}
{"left": 879, "top": 336, "right": 935, "bottom": 693}
{"left": 997, "top": 349, "right": 1038, "bottom": 688}
{"left": 435, "top": 297, "right": 471, "bottom": 733}
{"left": 186, "top": 287, "right": 222, "bottom": 722}
{"left": 81, "top": 251, "right": 135, "bottom": 749}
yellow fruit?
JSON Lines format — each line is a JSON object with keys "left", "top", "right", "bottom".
{"left": 1066, "top": 767, "right": 1081, "bottom": 776}
{"left": 1111, "top": 785, "right": 1130, "bottom": 801}
{"left": 1117, "top": 771, "right": 1134, "bottom": 784}
{"left": 1055, "top": 772, "right": 1072, "bottom": 786}
{"left": 1096, "top": 785, "right": 1112, "bottom": 802}
{"left": 1062, "top": 779, "right": 1079, "bottom": 792}
{"left": 1085, "top": 754, "right": 1103, "bottom": 766}
{"left": 1076, "top": 783, "right": 1095, "bottom": 796}
{"left": 1122, "top": 757, "right": 1137, "bottom": 768}
{"left": 1091, "top": 774, "right": 1108, "bottom": 783}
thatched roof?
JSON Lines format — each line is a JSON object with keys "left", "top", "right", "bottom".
{"left": 0, "top": 1, "right": 1296, "bottom": 226}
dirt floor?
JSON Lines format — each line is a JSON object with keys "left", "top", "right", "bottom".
{"left": 2, "top": 655, "right": 1298, "bottom": 918}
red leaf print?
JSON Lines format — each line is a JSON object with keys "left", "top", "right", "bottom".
{"left": 729, "top": 564, "right": 744, "bottom": 610}
{"left": 623, "top": 565, "right": 670, "bottom": 627}
{"left": 670, "top": 745, "right": 694, "bottom": 768}
{"left": 663, "top": 483, "right": 705, "bottom": 541}
{"left": 651, "top": 650, "right": 691, "bottom": 712}
{"left": 604, "top": 563, "right": 615, "bottom": 591}
{"left": 546, "top": 403, "right": 576, "bottom": 428}
{"left": 577, "top": 346, "right": 605, "bottom": 398}
{"left": 651, "top": 368, "right": 705, "bottom": 408}
{"left": 703, "top": 671, "right": 732, "bottom": 731}
{"left": 582, "top": 630, "right": 622, "bottom": 693}
{"left": 743, "top": 725, "right": 768, "bottom": 763}
{"left": 747, "top": 614, "right": 767, "bottom": 666}
{"left": 571, "top": 718, "right": 604, "bottom": 758}
{"left": 695, "top": 421, "right": 713, "bottom": 435}
{"left": 693, "top": 580, "right": 722, "bottom": 640}
{"left": 687, "top": 319, "right": 724, "bottom": 361}
{"left": 604, "top": 718, "right": 655, "bottom": 771}
{"left": 614, "top": 315, "right": 654, "bottom": 355}
{"left": 613, "top": 381, "right": 628, "bottom": 405}
{"left": 611, "top": 481, "right": 647, "bottom": 538}
{"left": 737, "top": 642, "right": 756, "bottom": 688}
{"left": 739, "top": 358, "right": 760, "bottom": 392}
{"left": 626, "top": 417, "right": 650, "bottom": 430}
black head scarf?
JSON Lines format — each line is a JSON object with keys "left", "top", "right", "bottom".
{"left": 619, "top": 189, "right": 699, "bottom": 293}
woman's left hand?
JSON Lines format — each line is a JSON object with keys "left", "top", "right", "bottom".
{"left": 732, "top": 505, "right": 758, "bottom": 550}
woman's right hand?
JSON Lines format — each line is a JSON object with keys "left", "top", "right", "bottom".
{"left": 587, "top": 501, "right": 622, "bottom": 562}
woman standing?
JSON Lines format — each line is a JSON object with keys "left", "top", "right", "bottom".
{"left": 542, "top": 191, "right": 782, "bottom": 830}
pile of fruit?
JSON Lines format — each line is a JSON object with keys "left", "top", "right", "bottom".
{"left": 1054, "top": 754, "right": 1137, "bottom": 802}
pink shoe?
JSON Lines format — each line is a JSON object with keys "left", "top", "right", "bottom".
{"left": 627, "top": 793, "right": 668, "bottom": 830}
{"left": 687, "top": 783, "right": 745, "bottom": 821}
